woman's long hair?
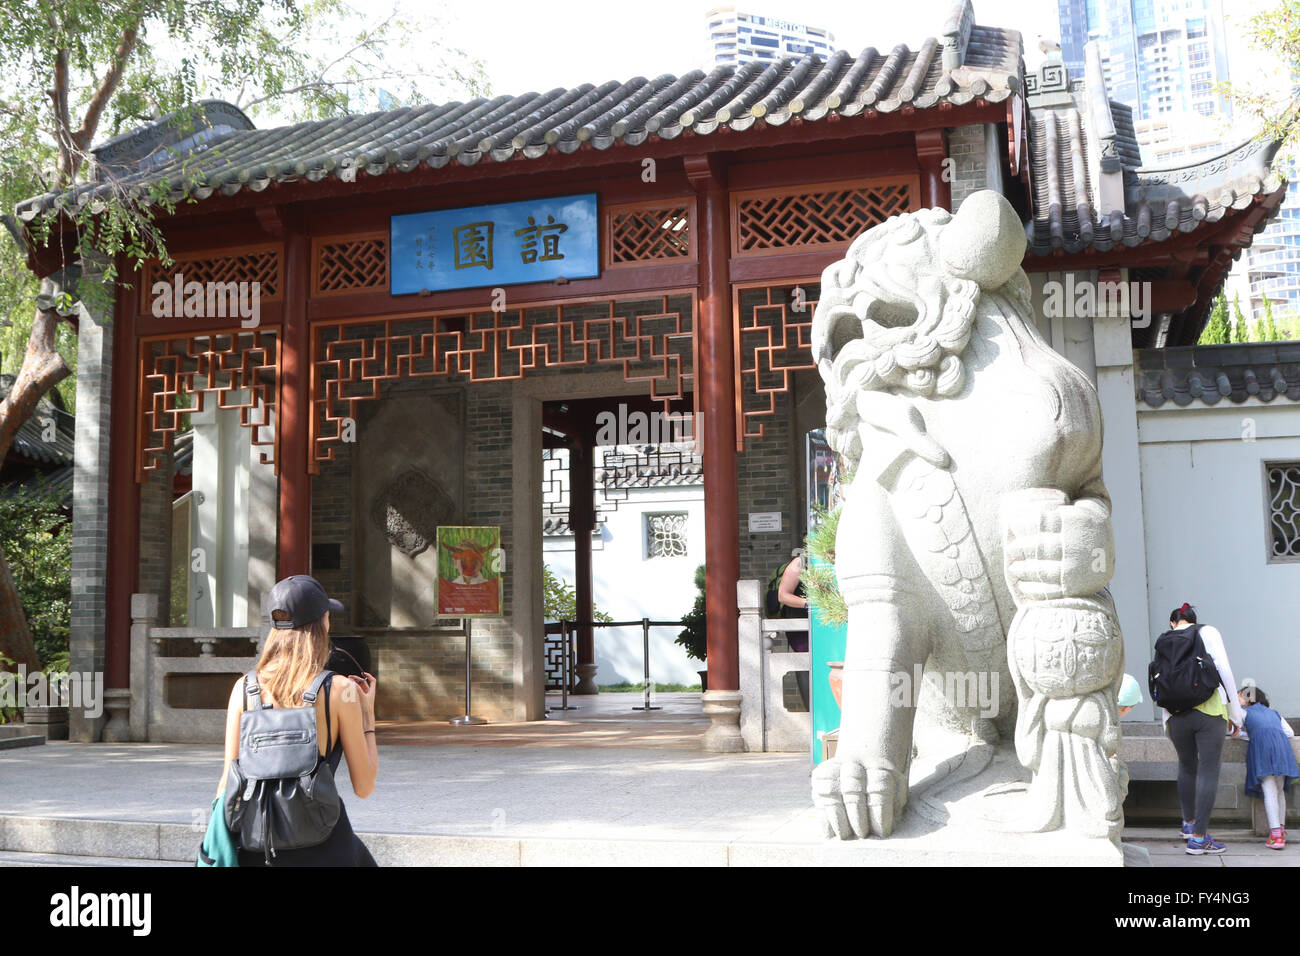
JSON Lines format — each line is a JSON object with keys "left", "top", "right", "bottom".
{"left": 256, "top": 611, "right": 331, "bottom": 708}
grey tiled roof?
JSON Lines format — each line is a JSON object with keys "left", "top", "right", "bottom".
{"left": 1025, "top": 46, "right": 1284, "bottom": 257}
{"left": 15, "top": 0, "right": 1022, "bottom": 219}
{"left": 1137, "top": 344, "right": 1300, "bottom": 407}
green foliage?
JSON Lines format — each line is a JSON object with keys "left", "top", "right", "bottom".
{"left": 0, "top": 0, "right": 489, "bottom": 429}
{"left": 675, "top": 565, "right": 707, "bottom": 662}
{"left": 0, "top": 488, "right": 70, "bottom": 668}
{"left": 1199, "top": 294, "right": 1300, "bottom": 344}
{"left": 1216, "top": 0, "right": 1300, "bottom": 166}
{"left": 1264, "top": 297, "right": 1283, "bottom": 341}
{"left": 802, "top": 502, "right": 848, "bottom": 626}
{"left": 1232, "top": 293, "right": 1250, "bottom": 343}
{"left": 541, "top": 565, "right": 612, "bottom": 624}
{"left": 597, "top": 682, "right": 701, "bottom": 693}
{"left": 1198, "top": 295, "right": 1231, "bottom": 345}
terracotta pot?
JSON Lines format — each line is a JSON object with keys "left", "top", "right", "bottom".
{"left": 828, "top": 661, "right": 844, "bottom": 708}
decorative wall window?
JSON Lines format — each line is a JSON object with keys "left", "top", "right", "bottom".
{"left": 1266, "top": 461, "right": 1300, "bottom": 562}
{"left": 646, "top": 512, "right": 688, "bottom": 558}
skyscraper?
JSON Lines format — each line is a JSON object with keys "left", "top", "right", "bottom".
{"left": 1057, "top": 0, "right": 1228, "bottom": 121}
{"left": 705, "top": 6, "right": 835, "bottom": 68}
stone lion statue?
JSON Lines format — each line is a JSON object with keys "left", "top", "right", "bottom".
{"left": 809, "top": 190, "right": 1127, "bottom": 843}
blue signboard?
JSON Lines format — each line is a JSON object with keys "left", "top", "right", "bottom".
{"left": 390, "top": 193, "right": 599, "bottom": 295}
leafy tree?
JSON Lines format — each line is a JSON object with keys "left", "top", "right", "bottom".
{"left": 0, "top": 0, "right": 485, "bottom": 665}
{"left": 1198, "top": 295, "right": 1231, "bottom": 344}
{"left": 1232, "top": 293, "right": 1251, "bottom": 343}
{"left": 542, "top": 564, "right": 612, "bottom": 623}
{"left": 675, "top": 565, "right": 707, "bottom": 663}
{"left": 1263, "top": 296, "right": 1283, "bottom": 341}
{"left": 1216, "top": 0, "right": 1300, "bottom": 164}
{"left": 0, "top": 487, "right": 70, "bottom": 668}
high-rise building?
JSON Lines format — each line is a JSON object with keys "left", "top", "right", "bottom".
{"left": 1057, "top": 0, "right": 1228, "bottom": 122}
{"left": 705, "top": 6, "right": 835, "bottom": 68}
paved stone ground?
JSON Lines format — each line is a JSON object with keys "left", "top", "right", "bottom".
{"left": 0, "top": 693, "right": 1288, "bottom": 866}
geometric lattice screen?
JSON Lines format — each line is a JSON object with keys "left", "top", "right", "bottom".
{"left": 734, "top": 282, "right": 820, "bottom": 447}
{"left": 607, "top": 204, "right": 693, "bottom": 265}
{"left": 141, "top": 244, "right": 282, "bottom": 313}
{"left": 732, "top": 178, "right": 915, "bottom": 255}
{"left": 313, "top": 232, "right": 389, "bottom": 295}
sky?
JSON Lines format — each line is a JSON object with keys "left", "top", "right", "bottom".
{"left": 437, "top": 0, "right": 1284, "bottom": 100}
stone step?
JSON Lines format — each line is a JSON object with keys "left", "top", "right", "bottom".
{"left": 0, "top": 735, "right": 45, "bottom": 750}
{"left": 0, "top": 724, "right": 39, "bottom": 739}
{"left": 0, "top": 849, "right": 187, "bottom": 867}
{"left": 0, "top": 813, "right": 1128, "bottom": 866}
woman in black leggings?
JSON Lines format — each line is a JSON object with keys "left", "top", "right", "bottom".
{"left": 1160, "top": 604, "right": 1244, "bottom": 855}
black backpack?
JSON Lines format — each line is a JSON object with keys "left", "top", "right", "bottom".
{"left": 224, "top": 670, "right": 341, "bottom": 865}
{"left": 1148, "top": 625, "right": 1223, "bottom": 715}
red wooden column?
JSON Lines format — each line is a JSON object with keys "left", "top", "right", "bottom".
{"left": 278, "top": 225, "right": 312, "bottom": 578}
{"left": 686, "top": 154, "right": 744, "bottom": 751}
{"left": 103, "top": 261, "right": 140, "bottom": 737}
{"left": 916, "top": 128, "right": 951, "bottom": 211}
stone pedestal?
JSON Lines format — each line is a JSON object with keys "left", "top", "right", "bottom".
{"left": 573, "top": 663, "right": 599, "bottom": 695}
{"left": 701, "top": 689, "right": 744, "bottom": 752}
{"left": 101, "top": 689, "right": 132, "bottom": 742}
{"left": 23, "top": 706, "right": 69, "bottom": 740}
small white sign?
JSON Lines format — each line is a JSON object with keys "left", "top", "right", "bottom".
{"left": 748, "top": 512, "right": 783, "bottom": 533}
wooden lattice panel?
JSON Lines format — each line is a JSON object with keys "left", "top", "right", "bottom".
{"left": 313, "top": 232, "right": 389, "bottom": 296}
{"left": 137, "top": 330, "right": 279, "bottom": 480}
{"left": 731, "top": 178, "right": 916, "bottom": 256}
{"left": 140, "top": 244, "right": 282, "bottom": 313}
{"left": 606, "top": 202, "right": 693, "bottom": 266}
{"left": 311, "top": 294, "right": 696, "bottom": 471}
{"left": 736, "top": 283, "right": 819, "bottom": 448}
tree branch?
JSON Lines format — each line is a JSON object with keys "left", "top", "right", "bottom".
{"left": 72, "top": 8, "right": 145, "bottom": 163}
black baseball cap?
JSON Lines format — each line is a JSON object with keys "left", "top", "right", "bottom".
{"left": 266, "top": 575, "right": 344, "bottom": 628}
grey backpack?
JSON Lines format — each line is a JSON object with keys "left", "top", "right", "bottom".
{"left": 224, "top": 670, "right": 341, "bottom": 865}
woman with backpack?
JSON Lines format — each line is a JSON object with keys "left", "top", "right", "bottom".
{"left": 216, "top": 575, "right": 380, "bottom": 866}
{"left": 1153, "top": 603, "right": 1244, "bottom": 856}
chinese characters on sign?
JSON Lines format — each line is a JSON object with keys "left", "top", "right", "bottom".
{"left": 391, "top": 194, "right": 598, "bottom": 294}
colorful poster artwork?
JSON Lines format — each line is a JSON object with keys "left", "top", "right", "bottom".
{"left": 435, "top": 526, "right": 504, "bottom": 619}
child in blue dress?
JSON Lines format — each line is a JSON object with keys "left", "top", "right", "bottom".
{"left": 1236, "top": 684, "right": 1299, "bottom": 849}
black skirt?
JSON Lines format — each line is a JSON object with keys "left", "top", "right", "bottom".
{"left": 236, "top": 803, "right": 377, "bottom": 867}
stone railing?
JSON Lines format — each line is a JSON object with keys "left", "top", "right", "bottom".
{"left": 737, "top": 580, "right": 812, "bottom": 753}
{"left": 129, "top": 593, "right": 261, "bottom": 743}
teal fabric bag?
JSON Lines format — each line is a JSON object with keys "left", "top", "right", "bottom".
{"left": 197, "top": 795, "right": 239, "bottom": 867}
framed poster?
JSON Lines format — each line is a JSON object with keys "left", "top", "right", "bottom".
{"left": 435, "top": 526, "right": 504, "bottom": 619}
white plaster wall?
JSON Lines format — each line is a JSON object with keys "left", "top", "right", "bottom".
{"left": 1138, "top": 399, "right": 1300, "bottom": 717}
{"left": 544, "top": 483, "right": 706, "bottom": 686}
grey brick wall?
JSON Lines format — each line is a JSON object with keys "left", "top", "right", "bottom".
{"left": 948, "top": 123, "right": 989, "bottom": 210}
{"left": 69, "top": 260, "right": 113, "bottom": 741}
{"left": 737, "top": 389, "right": 800, "bottom": 583}
{"left": 137, "top": 448, "right": 173, "bottom": 626}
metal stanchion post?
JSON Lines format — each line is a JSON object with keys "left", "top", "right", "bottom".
{"left": 633, "top": 617, "right": 661, "bottom": 711}
{"left": 449, "top": 618, "right": 487, "bottom": 725}
{"left": 551, "top": 619, "right": 576, "bottom": 712}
